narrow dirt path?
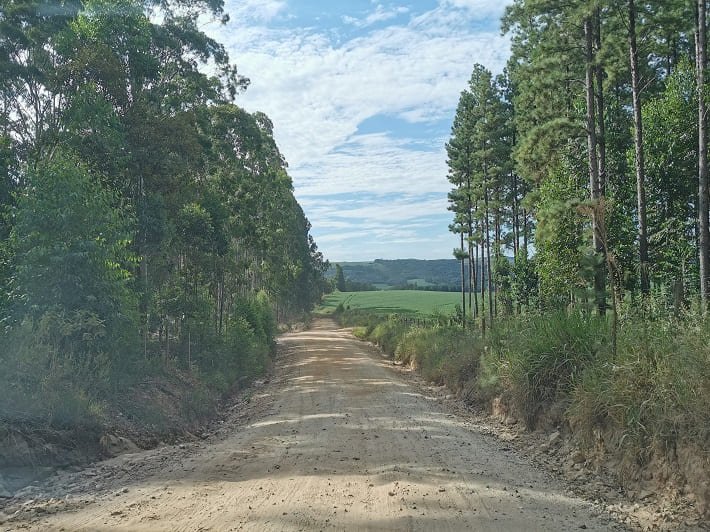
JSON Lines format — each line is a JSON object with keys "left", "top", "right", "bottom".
{"left": 3, "top": 319, "right": 623, "bottom": 531}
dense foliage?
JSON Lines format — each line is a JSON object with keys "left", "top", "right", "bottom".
{"left": 0, "top": 0, "right": 327, "bottom": 430}
{"left": 447, "top": 0, "right": 707, "bottom": 317}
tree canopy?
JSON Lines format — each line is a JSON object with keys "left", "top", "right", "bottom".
{"left": 0, "top": 0, "right": 328, "bottom": 425}
{"left": 447, "top": 0, "right": 708, "bottom": 318}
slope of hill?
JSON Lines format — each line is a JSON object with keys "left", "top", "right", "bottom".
{"left": 327, "top": 259, "right": 463, "bottom": 290}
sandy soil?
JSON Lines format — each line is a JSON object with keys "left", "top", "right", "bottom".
{"left": 1, "top": 319, "right": 624, "bottom": 531}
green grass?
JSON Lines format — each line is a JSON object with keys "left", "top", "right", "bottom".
{"left": 318, "top": 290, "right": 461, "bottom": 316}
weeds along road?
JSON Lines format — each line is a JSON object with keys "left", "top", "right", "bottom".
{"left": 5, "top": 319, "right": 623, "bottom": 531}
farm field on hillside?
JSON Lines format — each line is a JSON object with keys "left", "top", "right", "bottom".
{"left": 318, "top": 290, "right": 460, "bottom": 316}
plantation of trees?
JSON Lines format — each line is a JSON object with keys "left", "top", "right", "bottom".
{"left": 0, "top": 0, "right": 328, "bottom": 431}
{"left": 448, "top": 0, "right": 709, "bottom": 321}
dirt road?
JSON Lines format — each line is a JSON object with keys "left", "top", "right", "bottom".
{"left": 2, "top": 319, "right": 622, "bottom": 531}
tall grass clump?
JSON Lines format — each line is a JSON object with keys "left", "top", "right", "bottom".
{"left": 570, "top": 315, "right": 710, "bottom": 468}
{"left": 368, "top": 317, "right": 408, "bottom": 356}
{"left": 490, "top": 312, "right": 609, "bottom": 428}
{"left": 396, "top": 326, "right": 482, "bottom": 391}
{"left": 334, "top": 308, "right": 409, "bottom": 356}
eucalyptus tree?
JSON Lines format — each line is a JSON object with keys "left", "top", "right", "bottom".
{"left": 0, "top": 0, "right": 83, "bottom": 168}
{"left": 0, "top": 0, "right": 328, "bottom": 389}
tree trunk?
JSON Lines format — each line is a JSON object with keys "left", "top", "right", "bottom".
{"left": 484, "top": 180, "right": 493, "bottom": 324}
{"left": 466, "top": 198, "right": 475, "bottom": 318}
{"left": 585, "top": 16, "right": 606, "bottom": 315}
{"left": 629, "top": 0, "right": 650, "bottom": 294}
{"left": 466, "top": 163, "right": 474, "bottom": 318}
{"left": 595, "top": 8, "right": 607, "bottom": 196}
{"left": 461, "top": 232, "right": 467, "bottom": 321}
{"left": 494, "top": 206, "right": 501, "bottom": 318}
{"left": 468, "top": 238, "right": 474, "bottom": 317}
{"left": 473, "top": 239, "right": 479, "bottom": 317}
{"left": 512, "top": 172, "right": 520, "bottom": 257}
{"left": 698, "top": 0, "right": 710, "bottom": 311}
{"left": 480, "top": 233, "right": 486, "bottom": 327}
{"left": 218, "top": 272, "right": 225, "bottom": 336}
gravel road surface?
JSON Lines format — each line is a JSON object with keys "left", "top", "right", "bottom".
{"left": 2, "top": 319, "right": 623, "bottom": 531}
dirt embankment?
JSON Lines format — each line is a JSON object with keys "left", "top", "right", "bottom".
{"left": 1, "top": 319, "right": 632, "bottom": 530}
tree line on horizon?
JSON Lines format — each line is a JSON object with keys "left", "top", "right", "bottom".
{"left": 448, "top": 0, "right": 708, "bottom": 324}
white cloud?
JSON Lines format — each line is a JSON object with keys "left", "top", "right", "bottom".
{"left": 219, "top": 22, "right": 509, "bottom": 172}
{"left": 438, "top": 0, "right": 509, "bottom": 19}
{"left": 210, "top": 0, "right": 513, "bottom": 260}
{"left": 342, "top": 4, "right": 410, "bottom": 28}
{"left": 291, "top": 133, "right": 449, "bottom": 198}
{"left": 227, "top": 0, "right": 286, "bottom": 22}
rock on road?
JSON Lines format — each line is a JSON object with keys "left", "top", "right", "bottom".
{"left": 4, "top": 319, "right": 622, "bottom": 531}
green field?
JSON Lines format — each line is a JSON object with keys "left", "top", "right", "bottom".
{"left": 318, "top": 290, "right": 461, "bottom": 316}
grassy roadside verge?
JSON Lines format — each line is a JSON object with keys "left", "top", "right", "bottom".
{"left": 0, "top": 295, "right": 280, "bottom": 486}
{"left": 335, "top": 306, "right": 710, "bottom": 518}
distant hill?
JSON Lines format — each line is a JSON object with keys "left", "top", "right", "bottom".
{"left": 327, "top": 259, "right": 464, "bottom": 290}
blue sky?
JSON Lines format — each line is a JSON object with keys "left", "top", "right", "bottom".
{"left": 206, "top": 0, "right": 513, "bottom": 261}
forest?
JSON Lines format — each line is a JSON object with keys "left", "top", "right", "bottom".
{"left": 0, "top": 0, "right": 328, "bottom": 437}
{"left": 447, "top": 0, "right": 706, "bottom": 320}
